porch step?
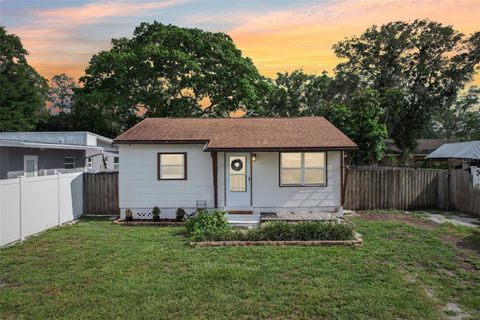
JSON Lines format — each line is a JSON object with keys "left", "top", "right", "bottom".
{"left": 226, "top": 214, "right": 260, "bottom": 228}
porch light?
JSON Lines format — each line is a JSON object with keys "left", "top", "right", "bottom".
{"left": 252, "top": 153, "right": 257, "bottom": 162}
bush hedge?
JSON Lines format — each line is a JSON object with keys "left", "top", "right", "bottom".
{"left": 185, "top": 210, "right": 229, "bottom": 241}
{"left": 186, "top": 216, "right": 355, "bottom": 242}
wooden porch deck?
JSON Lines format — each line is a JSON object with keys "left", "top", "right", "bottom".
{"left": 260, "top": 211, "right": 341, "bottom": 222}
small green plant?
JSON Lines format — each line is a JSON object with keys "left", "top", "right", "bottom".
{"left": 185, "top": 210, "right": 229, "bottom": 241}
{"left": 152, "top": 206, "right": 160, "bottom": 222}
{"left": 176, "top": 208, "right": 186, "bottom": 221}
{"left": 125, "top": 209, "right": 133, "bottom": 222}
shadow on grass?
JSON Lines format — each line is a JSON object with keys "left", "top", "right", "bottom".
{"left": 458, "top": 229, "right": 480, "bottom": 254}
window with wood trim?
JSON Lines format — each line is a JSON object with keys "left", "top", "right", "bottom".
{"left": 158, "top": 153, "right": 186, "bottom": 180}
{"left": 280, "top": 152, "right": 326, "bottom": 186}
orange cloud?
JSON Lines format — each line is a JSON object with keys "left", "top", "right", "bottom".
{"left": 12, "top": 0, "right": 188, "bottom": 81}
{"left": 228, "top": 0, "right": 480, "bottom": 84}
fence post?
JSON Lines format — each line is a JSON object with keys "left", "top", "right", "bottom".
{"left": 57, "top": 172, "right": 61, "bottom": 226}
{"left": 19, "top": 176, "right": 24, "bottom": 241}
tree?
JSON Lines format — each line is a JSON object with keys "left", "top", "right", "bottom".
{"left": 333, "top": 20, "right": 480, "bottom": 162}
{"left": 0, "top": 26, "right": 48, "bottom": 131}
{"left": 78, "top": 22, "right": 268, "bottom": 136}
{"left": 253, "top": 70, "right": 332, "bottom": 117}
{"left": 253, "top": 70, "right": 386, "bottom": 164}
{"left": 341, "top": 89, "right": 387, "bottom": 165}
{"left": 433, "top": 86, "right": 480, "bottom": 139}
{"left": 49, "top": 73, "right": 77, "bottom": 114}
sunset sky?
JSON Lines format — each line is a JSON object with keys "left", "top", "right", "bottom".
{"left": 1, "top": 0, "right": 479, "bottom": 85}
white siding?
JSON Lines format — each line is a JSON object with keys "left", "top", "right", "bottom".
{"left": 86, "top": 133, "right": 97, "bottom": 146}
{"left": 119, "top": 144, "right": 215, "bottom": 211}
{"left": 119, "top": 146, "right": 342, "bottom": 217}
{"left": 251, "top": 151, "right": 341, "bottom": 211}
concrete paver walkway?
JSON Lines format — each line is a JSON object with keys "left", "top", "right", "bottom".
{"left": 423, "top": 213, "right": 479, "bottom": 227}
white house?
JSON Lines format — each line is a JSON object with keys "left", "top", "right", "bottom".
{"left": 114, "top": 117, "right": 357, "bottom": 222}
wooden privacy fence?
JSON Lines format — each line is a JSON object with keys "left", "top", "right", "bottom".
{"left": 344, "top": 167, "right": 480, "bottom": 216}
{"left": 83, "top": 172, "right": 119, "bottom": 215}
{"left": 83, "top": 169, "right": 479, "bottom": 216}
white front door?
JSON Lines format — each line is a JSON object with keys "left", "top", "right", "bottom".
{"left": 225, "top": 153, "right": 251, "bottom": 209}
{"left": 24, "top": 155, "right": 38, "bottom": 177}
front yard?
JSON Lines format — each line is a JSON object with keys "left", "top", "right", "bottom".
{"left": 1, "top": 213, "right": 479, "bottom": 319}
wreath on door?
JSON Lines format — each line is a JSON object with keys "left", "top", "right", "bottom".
{"left": 231, "top": 159, "right": 244, "bottom": 171}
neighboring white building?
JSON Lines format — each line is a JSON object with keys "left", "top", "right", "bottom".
{"left": 0, "top": 132, "right": 119, "bottom": 179}
{"left": 114, "top": 117, "right": 357, "bottom": 221}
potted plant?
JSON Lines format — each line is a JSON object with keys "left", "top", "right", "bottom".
{"left": 176, "top": 208, "right": 186, "bottom": 221}
{"left": 152, "top": 206, "right": 161, "bottom": 222}
{"left": 125, "top": 208, "right": 133, "bottom": 222}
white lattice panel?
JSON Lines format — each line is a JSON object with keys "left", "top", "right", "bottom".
{"left": 120, "top": 207, "right": 201, "bottom": 220}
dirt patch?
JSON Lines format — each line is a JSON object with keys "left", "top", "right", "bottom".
{"left": 443, "top": 303, "right": 471, "bottom": 320}
{"left": 439, "top": 232, "right": 480, "bottom": 259}
{"left": 356, "top": 212, "right": 438, "bottom": 230}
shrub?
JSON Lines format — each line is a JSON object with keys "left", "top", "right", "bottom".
{"left": 175, "top": 208, "right": 186, "bottom": 221}
{"left": 205, "top": 221, "right": 355, "bottom": 242}
{"left": 125, "top": 209, "right": 133, "bottom": 222}
{"left": 264, "top": 221, "right": 354, "bottom": 241}
{"left": 185, "top": 210, "right": 229, "bottom": 241}
{"left": 152, "top": 206, "right": 160, "bottom": 222}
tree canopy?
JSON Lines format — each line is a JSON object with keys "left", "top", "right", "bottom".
{"left": 432, "top": 86, "right": 480, "bottom": 140}
{"left": 76, "top": 22, "right": 269, "bottom": 136}
{"left": 3, "top": 20, "right": 479, "bottom": 166}
{"left": 333, "top": 20, "right": 480, "bottom": 162}
{"left": 0, "top": 26, "right": 48, "bottom": 131}
{"left": 252, "top": 70, "right": 387, "bottom": 164}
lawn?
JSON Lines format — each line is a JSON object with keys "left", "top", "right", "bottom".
{"left": 1, "top": 213, "right": 479, "bottom": 319}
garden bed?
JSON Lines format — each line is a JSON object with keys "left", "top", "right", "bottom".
{"left": 186, "top": 210, "right": 359, "bottom": 245}
{"left": 114, "top": 219, "right": 184, "bottom": 226}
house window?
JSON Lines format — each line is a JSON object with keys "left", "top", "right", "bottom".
{"left": 158, "top": 153, "right": 186, "bottom": 180}
{"left": 114, "top": 156, "right": 119, "bottom": 171}
{"left": 87, "top": 157, "right": 93, "bottom": 170}
{"left": 280, "top": 152, "right": 326, "bottom": 186}
{"left": 64, "top": 157, "right": 75, "bottom": 169}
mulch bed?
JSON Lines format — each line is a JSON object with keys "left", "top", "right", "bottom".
{"left": 190, "top": 236, "right": 363, "bottom": 247}
{"left": 114, "top": 219, "right": 184, "bottom": 226}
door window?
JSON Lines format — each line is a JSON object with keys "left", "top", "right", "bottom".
{"left": 229, "top": 156, "right": 246, "bottom": 192}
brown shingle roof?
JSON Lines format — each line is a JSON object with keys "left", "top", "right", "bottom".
{"left": 114, "top": 117, "right": 357, "bottom": 150}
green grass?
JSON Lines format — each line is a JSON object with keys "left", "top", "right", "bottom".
{"left": 1, "top": 216, "right": 479, "bottom": 319}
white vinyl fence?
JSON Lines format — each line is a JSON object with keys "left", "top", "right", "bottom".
{"left": 0, "top": 172, "right": 83, "bottom": 247}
